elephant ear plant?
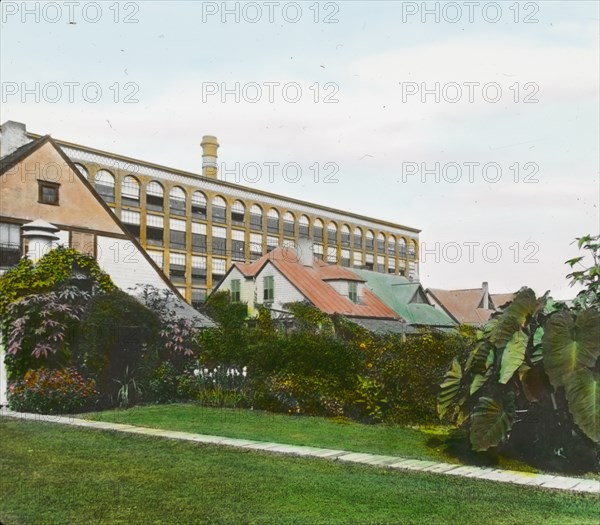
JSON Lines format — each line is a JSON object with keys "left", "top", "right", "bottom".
{"left": 438, "top": 235, "right": 600, "bottom": 472}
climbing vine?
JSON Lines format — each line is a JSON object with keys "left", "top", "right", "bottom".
{"left": 0, "top": 246, "right": 114, "bottom": 317}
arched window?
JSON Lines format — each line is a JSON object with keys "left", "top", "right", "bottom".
{"left": 146, "top": 181, "right": 164, "bottom": 212}
{"left": 299, "top": 215, "right": 310, "bottom": 237}
{"left": 398, "top": 237, "right": 407, "bottom": 258}
{"left": 353, "top": 227, "right": 363, "bottom": 250}
{"left": 192, "top": 191, "right": 207, "bottom": 220}
{"left": 250, "top": 205, "right": 263, "bottom": 230}
{"left": 231, "top": 200, "right": 245, "bottom": 225}
{"left": 267, "top": 209, "right": 280, "bottom": 234}
{"left": 95, "top": 170, "right": 115, "bottom": 203}
{"left": 387, "top": 235, "right": 397, "bottom": 256}
{"left": 327, "top": 222, "right": 338, "bottom": 245}
{"left": 74, "top": 163, "right": 88, "bottom": 179}
{"left": 121, "top": 175, "right": 140, "bottom": 207}
{"left": 366, "top": 230, "right": 375, "bottom": 251}
{"left": 313, "top": 219, "right": 324, "bottom": 242}
{"left": 409, "top": 239, "right": 418, "bottom": 261}
{"left": 377, "top": 232, "right": 385, "bottom": 252}
{"left": 341, "top": 225, "right": 351, "bottom": 247}
{"left": 283, "top": 212, "right": 295, "bottom": 237}
{"left": 169, "top": 187, "right": 186, "bottom": 216}
{"left": 212, "top": 196, "right": 227, "bottom": 223}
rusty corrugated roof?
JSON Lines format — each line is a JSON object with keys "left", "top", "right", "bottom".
{"left": 427, "top": 288, "right": 493, "bottom": 325}
{"left": 235, "top": 248, "right": 400, "bottom": 319}
{"left": 491, "top": 293, "right": 516, "bottom": 309}
{"left": 426, "top": 287, "right": 516, "bottom": 325}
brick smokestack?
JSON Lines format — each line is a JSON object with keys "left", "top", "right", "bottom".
{"left": 200, "top": 135, "right": 219, "bottom": 179}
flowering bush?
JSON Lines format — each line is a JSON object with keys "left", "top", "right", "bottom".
{"left": 193, "top": 365, "right": 250, "bottom": 408}
{"left": 8, "top": 367, "right": 99, "bottom": 414}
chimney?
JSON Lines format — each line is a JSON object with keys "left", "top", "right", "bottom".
{"left": 21, "top": 219, "right": 60, "bottom": 263}
{"left": 200, "top": 135, "right": 219, "bottom": 179}
{"left": 1, "top": 121, "right": 30, "bottom": 158}
{"left": 296, "top": 237, "right": 314, "bottom": 267}
{"left": 482, "top": 281, "right": 489, "bottom": 309}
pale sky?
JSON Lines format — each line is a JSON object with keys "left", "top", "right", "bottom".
{"left": 1, "top": 0, "right": 598, "bottom": 299}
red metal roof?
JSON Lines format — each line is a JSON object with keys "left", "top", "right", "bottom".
{"left": 235, "top": 248, "right": 400, "bottom": 319}
{"left": 427, "top": 287, "right": 515, "bottom": 325}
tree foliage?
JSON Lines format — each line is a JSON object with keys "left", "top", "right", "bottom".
{"left": 438, "top": 236, "right": 600, "bottom": 471}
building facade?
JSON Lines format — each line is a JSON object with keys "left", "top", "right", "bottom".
{"left": 3, "top": 121, "right": 421, "bottom": 306}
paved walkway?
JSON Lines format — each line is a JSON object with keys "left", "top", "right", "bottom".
{"left": 3, "top": 409, "right": 599, "bottom": 495}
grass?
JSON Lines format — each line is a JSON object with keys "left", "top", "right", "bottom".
{"left": 1, "top": 418, "right": 598, "bottom": 525}
{"left": 84, "top": 403, "right": 566, "bottom": 475}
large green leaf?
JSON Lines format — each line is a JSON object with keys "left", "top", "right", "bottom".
{"left": 542, "top": 310, "right": 600, "bottom": 388}
{"left": 470, "top": 367, "right": 493, "bottom": 396}
{"left": 565, "top": 369, "right": 600, "bottom": 443}
{"left": 498, "top": 330, "right": 528, "bottom": 384}
{"left": 470, "top": 397, "right": 515, "bottom": 451}
{"left": 438, "top": 358, "right": 462, "bottom": 419}
{"left": 488, "top": 288, "right": 544, "bottom": 350}
{"left": 466, "top": 341, "right": 494, "bottom": 374}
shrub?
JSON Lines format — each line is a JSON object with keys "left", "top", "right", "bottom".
{"left": 376, "top": 329, "right": 475, "bottom": 424}
{"left": 8, "top": 367, "right": 98, "bottom": 414}
{"left": 255, "top": 371, "right": 345, "bottom": 416}
{"left": 75, "top": 289, "right": 161, "bottom": 406}
{"left": 136, "top": 284, "right": 203, "bottom": 366}
{"left": 4, "top": 286, "right": 90, "bottom": 380}
{"left": 145, "top": 362, "right": 181, "bottom": 404}
{"left": 0, "top": 246, "right": 115, "bottom": 382}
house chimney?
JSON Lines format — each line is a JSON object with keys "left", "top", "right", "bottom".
{"left": 296, "top": 237, "right": 314, "bottom": 267}
{"left": 200, "top": 135, "right": 219, "bottom": 179}
{"left": 22, "top": 219, "right": 60, "bottom": 263}
{"left": 1, "top": 121, "right": 30, "bottom": 158}
{"left": 482, "top": 281, "right": 489, "bottom": 309}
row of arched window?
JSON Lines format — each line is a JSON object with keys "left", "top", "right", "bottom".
{"left": 76, "top": 165, "right": 417, "bottom": 259}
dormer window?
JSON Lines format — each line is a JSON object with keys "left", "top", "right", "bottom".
{"left": 349, "top": 281, "right": 358, "bottom": 303}
{"left": 263, "top": 275, "right": 274, "bottom": 302}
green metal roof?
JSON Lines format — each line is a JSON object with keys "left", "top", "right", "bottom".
{"left": 353, "top": 270, "right": 456, "bottom": 327}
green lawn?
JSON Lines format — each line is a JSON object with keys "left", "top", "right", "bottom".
{"left": 1, "top": 419, "right": 598, "bottom": 525}
{"left": 84, "top": 403, "right": 549, "bottom": 474}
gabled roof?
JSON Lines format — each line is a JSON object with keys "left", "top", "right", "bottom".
{"left": 0, "top": 134, "right": 50, "bottom": 173}
{"left": 231, "top": 248, "right": 400, "bottom": 319}
{"left": 426, "top": 287, "right": 508, "bottom": 325}
{"left": 491, "top": 293, "right": 516, "bottom": 309}
{"left": 353, "top": 269, "right": 456, "bottom": 327}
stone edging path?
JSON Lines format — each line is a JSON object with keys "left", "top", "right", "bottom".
{"left": 3, "top": 410, "right": 599, "bottom": 495}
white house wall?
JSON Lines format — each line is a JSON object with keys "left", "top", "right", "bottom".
{"left": 219, "top": 267, "right": 257, "bottom": 315}
{"left": 255, "top": 263, "right": 305, "bottom": 311}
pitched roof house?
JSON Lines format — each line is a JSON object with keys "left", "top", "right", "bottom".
{"left": 425, "top": 282, "right": 517, "bottom": 326}
{"left": 211, "top": 240, "right": 403, "bottom": 328}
